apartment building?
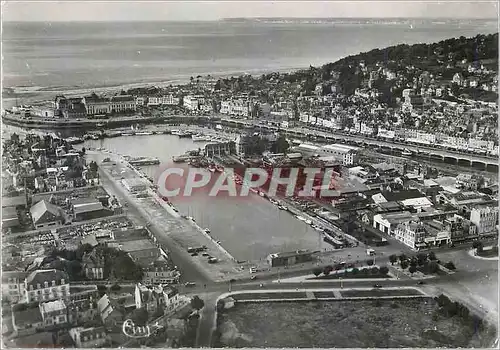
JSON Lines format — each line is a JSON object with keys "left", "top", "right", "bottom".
{"left": 470, "top": 205, "right": 498, "bottom": 235}
{"left": 25, "top": 269, "right": 70, "bottom": 303}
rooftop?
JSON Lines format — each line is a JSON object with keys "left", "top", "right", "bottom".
{"left": 1, "top": 195, "right": 27, "bottom": 208}
{"left": 40, "top": 299, "right": 66, "bottom": 314}
{"left": 321, "top": 143, "right": 359, "bottom": 152}
{"left": 26, "top": 269, "right": 69, "bottom": 289}
{"left": 119, "top": 239, "right": 156, "bottom": 252}
{"left": 30, "top": 200, "right": 61, "bottom": 224}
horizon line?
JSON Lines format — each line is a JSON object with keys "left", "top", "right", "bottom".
{"left": 3, "top": 16, "right": 499, "bottom": 23}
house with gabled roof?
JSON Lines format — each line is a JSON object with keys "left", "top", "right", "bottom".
{"left": 29, "top": 200, "right": 64, "bottom": 229}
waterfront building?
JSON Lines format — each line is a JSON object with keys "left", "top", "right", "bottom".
{"left": 39, "top": 299, "right": 68, "bottom": 327}
{"left": 220, "top": 99, "right": 250, "bottom": 117}
{"left": 469, "top": 205, "right": 499, "bottom": 235}
{"left": 135, "top": 283, "right": 183, "bottom": 315}
{"left": 183, "top": 95, "right": 201, "bottom": 111}
{"left": 69, "top": 327, "right": 108, "bottom": 348}
{"left": 83, "top": 95, "right": 111, "bottom": 115}
{"left": 110, "top": 95, "right": 136, "bottom": 113}
{"left": 267, "top": 250, "right": 314, "bottom": 267}
{"left": 54, "top": 96, "right": 87, "bottom": 119}
{"left": 25, "top": 269, "right": 70, "bottom": 303}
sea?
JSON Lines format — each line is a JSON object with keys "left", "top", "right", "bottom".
{"left": 3, "top": 19, "right": 498, "bottom": 96}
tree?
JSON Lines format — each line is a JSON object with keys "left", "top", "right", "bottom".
{"left": 323, "top": 265, "right": 333, "bottom": 275}
{"left": 367, "top": 259, "right": 374, "bottom": 266}
{"left": 270, "top": 135, "right": 290, "bottom": 154}
{"left": 428, "top": 261, "right": 440, "bottom": 274}
{"left": 400, "top": 260, "right": 409, "bottom": 270}
{"left": 191, "top": 295, "right": 205, "bottom": 311}
{"left": 110, "top": 283, "right": 121, "bottom": 291}
{"left": 389, "top": 254, "right": 398, "bottom": 265}
{"left": 398, "top": 254, "right": 407, "bottom": 263}
{"left": 379, "top": 266, "right": 389, "bottom": 275}
{"left": 428, "top": 251, "right": 437, "bottom": 261}
{"left": 131, "top": 307, "right": 149, "bottom": 326}
{"left": 416, "top": 253, "right": 428, "bottom": 266}
{"left": 472, "top": 240, "right": 483, "bottom": 249}
{"left": 312, "top": 267, "right": 322, "bottom": 277}
{"left": 409, "top": 265, "right": 417, "bottom": 275}
{"left": 409, "top": 258, "right": 418, "bottom": 267}
{"left": 351, "top": 267, "right": 359, "bottom": 275}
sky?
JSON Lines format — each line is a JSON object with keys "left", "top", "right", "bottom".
{"left": 2, "top": 1, "right": 499, "bottom": 22}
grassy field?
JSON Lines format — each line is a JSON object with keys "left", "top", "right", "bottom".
{"left": 215, "top": 298, "right": 495, "bottom": 348}
{"left": 232, "top": 292, "right": 307, "bottom": 300}
{"left": 340, "top": 288, "right": 423, "bottom": 298}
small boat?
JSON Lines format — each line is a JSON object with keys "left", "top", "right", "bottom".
{"left": 121, "top": 132, "right": 134, "bottom": 136}
{"left": 401, "top": 148, "right": 413, "bottom": 156}
{"left": 136, "top": 131, "right": 153, "bottom": 136}
{"left": 192, "top": 134, "right": 211, "bottom": 142}
{"left": 96, "top": 123, "right": 105, "bottom": 127}
{"left": 278, "top": 205, "right": 287, "bottom": 210}
{"left": 170, "top": 129, "right": 182, "bottom": 136}
{"left": 178, "top": 131, "right": 193, "bottom": 138}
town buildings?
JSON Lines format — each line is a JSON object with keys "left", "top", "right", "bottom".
{"left": 69, "top": 326, "right": 108, "bottom": 348}
{"left": 24, "top": 269, "right": 70, "bottom": 303}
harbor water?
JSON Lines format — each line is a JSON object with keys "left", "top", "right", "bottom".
{"left": 83, "top": 133, "right": 326, "bottom": 261}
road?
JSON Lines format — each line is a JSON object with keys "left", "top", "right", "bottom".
{"left": 86, "top": 152, "right": 210, "bottom": 283}
{"left": 190, "top": 267, "right": 496, "bottom": 347}
{"left": 218, "top": 117, "right": 498, "bottom": 166}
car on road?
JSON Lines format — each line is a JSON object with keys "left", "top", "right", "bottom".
{"left": 202, "top": 253, "right": 210, "bottom": 257}
{"left": 191, "top": 253, "right": 198, "bottom": 257}
{"left": 373, "top": 284, "right": 382, "bottom": 288}
{"left": 250, "top": 275, "right": 257, "bottom": 280}
{"left": 417, "top": 281, "right": 425, "bottom": 285}
{"left": 184, "top": 282, "right": 196, "bottom": 287}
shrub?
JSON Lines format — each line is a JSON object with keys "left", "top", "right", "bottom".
{"left": 428, "top": 261, "right": 440, "bottom": 274}
{"left": 371, "top": 266, "right": 379, "bottom": 274}
{"left": 366, "top": 259, "right": 374, "bottom": 266}
{"left": 379, "top": 266, "right": 389, "bottom": 275}
{"left": 409, "top": 265, "right": 417, "bottom": 275}
{"left": 351, "top": 267, "right": 359, "bottom": 275}
{"left": 323, "top": 265, "right": 333, "bottom": 275}
{"left": 428, "top": 251, "right": 437, "bottom": 261}
{"left": 400, "top": 260, "right": 409, "bottom": 270}
{"left": 444, "top": 261, "right": 456, "bottom": 270}
{"left": 312, "top": 267, "right": 322, "bottom": 276}
{"left": 389, "top": 254, "right": 398, "bottom": 265}
{"left": 110, "top": 283, "right": 121, "bottom": 291}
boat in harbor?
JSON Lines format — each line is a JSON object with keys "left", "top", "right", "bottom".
{"left": 401, "top": 148, "right": 413, "bottom": 156}
{"left": 121, "top": 132, "right": 134, "bottom": 136}
{"left": 65, "top": 136, "right": 84, "bottom": 144}
{"left": 178, "top": 131, "right": 193, "bottom": 138}
{"left": 170, "top": 129, "right": 182, "bottom": 136}
{"left": 135, "top": 131, "right": 153, "bottom": 136}
{"left": 192, "top": 134, "right": 211, "bottom": 142}
{"left": 125, "top": 156, "right": 160, "bottom": 166}
{"left": 278, "top": 205, "right": 288, "bottom": 210}
{"left": 173, "top": 155, "right": 190, "bottom": 163}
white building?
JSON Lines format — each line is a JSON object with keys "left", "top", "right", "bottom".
{"left": 39, "top": 300, "right": 68, "bottom": 327}
{"left": 319, "top": 144, "right": 359, "bottom": 166}
{"left": 135, "top": 283, "right": 183, "bottom": 314}
{"left": 470, "top": 206, "right": 498, "bottom": 235}
{"left": 373, "top": 211, "right": 418, "bottom": 235}
{"left": 220, "top": 99, "right": 249, "bottom": 117}
{"left": 393, "top": 220, "right": 427, "bottom": 250}
{"left": 183, "top": 95, "right": 201, "bottom": 111}
{"left": 25, "top": 269, "right": 70, "bottom": 303}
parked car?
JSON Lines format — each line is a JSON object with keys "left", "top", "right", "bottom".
{"left": 191, "top": 253, "right": 198, "bottom": 257}
{"left": 184, "top": 282, "right": 196, "bottom": 287}
{"left": 250, "top": 275, "right": 257, "bottom": 280}
{"left": 373, "top": 284, "right": 382, "bottom": 288}
{"left": 417, "top": 281, "right": 425, "bottom": 285}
